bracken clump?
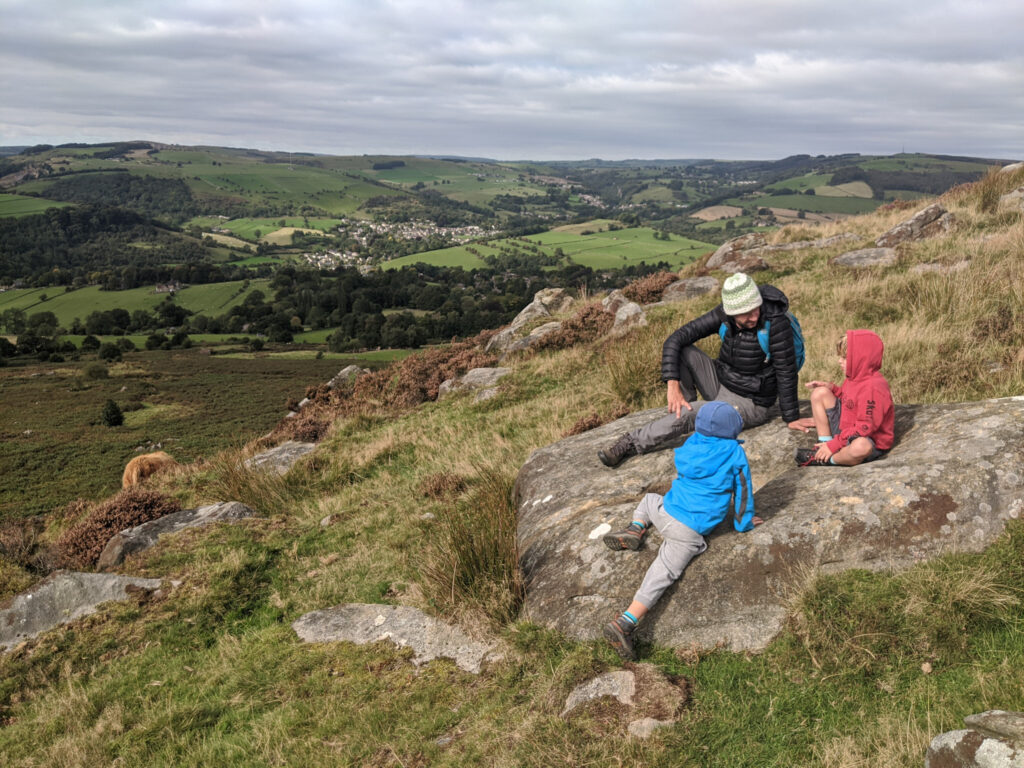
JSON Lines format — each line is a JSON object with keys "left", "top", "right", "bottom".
{"left": 531, "top": 304, "right": 614, "bottom": 352}
{"left": 622, "top": 271, "right": 679, "bottom": 304}
{"left": 55, "top": 488, "right": 182, "bottom": 569}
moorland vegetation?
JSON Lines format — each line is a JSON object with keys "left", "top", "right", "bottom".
{"left": 0, "top": 164, "right": 1022, "bottom": 766}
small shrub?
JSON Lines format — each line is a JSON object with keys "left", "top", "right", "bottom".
{"left": 98, "top": 343, "right": 122, "bottom": 362}
{"left": 83, "top": 362, "right": 108, "bottom": 380}
{"left": 101, "top": 399, "right": 124, "bottom": 427}
{"left": 622, "top": 271, "right": 679, "bottom": 304}
{"left": 55, "top": 488, "right": 181, "bottom": 569}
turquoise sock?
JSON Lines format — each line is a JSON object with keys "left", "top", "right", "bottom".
{"left": 622, "top": 611, "right": 639, "bottom": 626}
{"left": 829, "top": 456, "right": 836, "bottom": 465}
{"left": 817, "top": 435, "right": 832, "bottom": 442}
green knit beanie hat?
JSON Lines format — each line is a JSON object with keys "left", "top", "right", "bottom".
{"left": 721, "top": 273, "right": 763, "bottom": 315}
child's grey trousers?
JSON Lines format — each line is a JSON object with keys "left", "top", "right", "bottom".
{"left": 631, "top": 493, "right": 707, "bottom": 609}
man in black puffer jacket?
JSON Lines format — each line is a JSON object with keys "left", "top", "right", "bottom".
{"left": 598, "top": 273, "right": 813, "bottom": 467}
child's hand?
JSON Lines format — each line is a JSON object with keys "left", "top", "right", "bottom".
{"left": 752, "top": 516, "right": 764, "bottom": 526}
{"left": 805, "top": 380, "right": 832, "bottom": 389}
{"left": 814, "top": 443, "right": 833, "bottom": 462}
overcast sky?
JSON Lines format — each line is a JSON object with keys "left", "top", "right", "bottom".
{"left": 2, "top": 0, "right": 1022, "bottom": 161}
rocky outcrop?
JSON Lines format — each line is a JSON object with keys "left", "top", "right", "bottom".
{"left": 706, "top": 232, "right": 861, "bottom": 274}
{"left": 1, "top": 571, "right": 164, "bottom": 651}
{"left": 515, "top": 398, "right": 1024, "bottom": 652}
{"left": 660, "top": 276, "right": 719, "bottom": 304}
{"left": 97, "top": 501, "right": 258, "bottom": 570}
{"left": 833, "top": 247, "right": 898, "bottom": 268}
{"left": 292, "top": 603, "right": 501, "bottom": 674}
{"left": 438, "top": 367, "right": 511, "bottom": 400}
{"left": 485, "top": 288, "right": 575, "bottom": 354}
{"left": 927, "top": 710, "right": 1024, "bottom": 767}
{"left": 1000, "top": 162, "right": 1024, "bottom": 175}
{"left": 707, "top": 234, "right": 766, "bottom": 270}
{"left": 246, "top": 440, "right": 316, "bottom": 474}
{"left": 875, "top": 203, "right": 955, "bottom": 247}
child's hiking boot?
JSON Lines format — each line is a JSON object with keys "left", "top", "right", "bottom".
{"left": 603, "top": 522, "right": 648, "bottom": 551}
{"left": 598, "top": 434, "right": 637, "bottom": 468}
{"left": 795, "top": 447, "right": 830, "bottom": 466}
{"left": 603, "top": 615, "right": 637, "bottom": 660}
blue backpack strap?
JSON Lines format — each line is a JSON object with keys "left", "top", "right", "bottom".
{"left": 757, "top": 319, "right": 771, "bottom": 361}
{"left": 718, "top": 321, "right": 728, "bottom": 341}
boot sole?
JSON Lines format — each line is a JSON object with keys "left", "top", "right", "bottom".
{"left": 603, "top": 623, "right": 636, "bottom": 660}
{"left": 603, "top": 533, "right": 642, "bottom": 551}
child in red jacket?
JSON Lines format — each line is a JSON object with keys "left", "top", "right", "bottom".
{"left": 795, "top": 329, "right": 894, "bottom": 466}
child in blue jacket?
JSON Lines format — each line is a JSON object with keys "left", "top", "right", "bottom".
{"left": 602, "top": 401, "right": 761, "bottom": 660}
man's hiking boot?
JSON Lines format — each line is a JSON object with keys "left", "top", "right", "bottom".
{"left": 603, "top": 522, "right": 648, "bottom": 551}
{"left": 598, "top": 434, "right": 636, "bottom": 468}
{"left": 795, "top": 447, "right": 830, "bottom": 466}
{"left": 603, "top": 615, "right": 637, "bottom": 660}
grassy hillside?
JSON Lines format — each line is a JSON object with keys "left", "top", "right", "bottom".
{"left": 1, "top": 167, "right": 1023, "bottom": 766}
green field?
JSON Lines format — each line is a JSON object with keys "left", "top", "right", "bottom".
{"left": 764, "top": 172, "right": 834, "bottom": 192}
{"left": 725, "top": 194, "right": 880, "bottom": 214}
{"left": 381, "top": 226, "right": 715, "bottom": 271}
{"left": 0, "top": 280, "right": 272, "bottom": 326}
{"left": 0, "top": 193, "right": 74, "bottom": 217}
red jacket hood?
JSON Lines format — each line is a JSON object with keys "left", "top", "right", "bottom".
{"left": 845, "top": 329, "right": 884, "bottom": 380}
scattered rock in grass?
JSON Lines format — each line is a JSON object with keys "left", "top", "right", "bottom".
{"left": 609, "top": 301, "right": 647, "bottom": 338}
{"left": 601, "top": 289, "right": 631, "bottom": 315}
{"left": 292, "top": 603, "right": 501, "bottom": 674}
{"left": 560, "top": 663, "right": 687, "bottom": 734}
{"left": 327, "top": 365, "right": 370, "bottom": 391}
{"left": 0, "top": 571, "right": 163, "bottom": 651}
{"left": 97, "top": 501, "right": 258, "bottom": 570}
{"left": 437, "top": 367, "right": 511, "bottom": 399}
{"left": 833, "top": 247, "right": 898, "bottom": 267}
{"left": 628, "top": 717, "right": 674, "bottom": 739}
{"left": 706, "top": 233, "right": 766, "bottom": 270}
{"left": 998, "top": 187, "right": 1024, "bottom": 213}
{"left": 926, "top": 710, "right": 1024, "bottom": 767}
{"left": 246, "top": 440, "right": 316, "bottom": 474}
{"left": 659, "top": 276, "right": 720, "bottom": 304}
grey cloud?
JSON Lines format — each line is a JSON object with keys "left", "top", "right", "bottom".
{"left": 1, "top": 0, "right": 1021, "bottom": 159}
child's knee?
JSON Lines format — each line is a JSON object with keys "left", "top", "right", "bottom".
{"left": 810, "top": 386, "right": 833, "bottom": 406}
{"left": 847, "top": 438, "right": 874, "bottom": 463}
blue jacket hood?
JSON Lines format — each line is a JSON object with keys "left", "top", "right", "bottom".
{"left": 663, "top": 432, "right": 755, "bottom": 534}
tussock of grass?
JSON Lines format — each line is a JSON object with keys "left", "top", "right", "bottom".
{"left": 420, "top": 464, "right": 523, "bottom": 627}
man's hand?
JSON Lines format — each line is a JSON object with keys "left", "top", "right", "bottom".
{"left": 666, "top": 380, "right": 692, "bottom": 419}
{"left": 787, "top": 418, "right": 815, "bottom": 433}
{"left": 752, "top": 516, "right": 764, "bottom": 526}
